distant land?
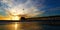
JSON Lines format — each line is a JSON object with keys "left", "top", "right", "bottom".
{"left": 0, "top": 15, "right": 60, "bottom": 25}
{"left": 26, "top": 15, "right": 60, "bottom": 20}
{"left": 0, "top": 15, "right": 60, "bottom": 22}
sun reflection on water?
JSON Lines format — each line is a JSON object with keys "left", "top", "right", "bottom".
{"left": 0, "top": 22, "right": 40, "bottom": 30}
{"left": 15, "top": 22, "right": 18, "bottom": 30}
{"left": 6, "top": 22, "right": 22, "bottom": 30}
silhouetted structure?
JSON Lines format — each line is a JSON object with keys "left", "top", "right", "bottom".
{"left": 20, "top": 17, "right": 26, "bottom": 22}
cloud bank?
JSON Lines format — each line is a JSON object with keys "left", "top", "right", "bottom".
{"left": 0, "top": 0, "right": 45, "bottom": 18}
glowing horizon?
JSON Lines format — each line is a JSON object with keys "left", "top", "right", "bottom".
{"left": 0, "top": 0, "right": 45, "bottom": 20}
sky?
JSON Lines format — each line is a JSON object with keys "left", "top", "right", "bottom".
{"left": 0, "top": 0, "right": 60, "bottom": 17}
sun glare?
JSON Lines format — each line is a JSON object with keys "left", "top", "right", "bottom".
{"left": 10, "top": 16, "right": 21, "bottom": 20}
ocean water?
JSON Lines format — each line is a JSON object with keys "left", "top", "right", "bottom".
{"left": 0, "top": 21, "right": 60, "bottom": 30}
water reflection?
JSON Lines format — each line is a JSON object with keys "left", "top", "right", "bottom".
{"left": 5, "top": 22, "right": 21, "bottom": 30}
{"left": 0, "top": 22, "right": 60, "bottom": 30}
{"left": 0, "top": 22, "right": 41, "bottom": 30}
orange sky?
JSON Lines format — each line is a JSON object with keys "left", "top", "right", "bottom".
{"left": 0, "top": 15, "right": 21, "bottom": 20}
{"left": 0, "top": 16, "right": 11, "bottom": 20}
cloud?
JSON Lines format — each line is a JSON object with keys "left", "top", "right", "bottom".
{"left": 0, "top": 0, "right": 45, "bottom": 18}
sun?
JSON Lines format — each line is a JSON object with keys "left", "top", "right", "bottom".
{"left": 10, "top": 15, "right": 21, "bottom": 20}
